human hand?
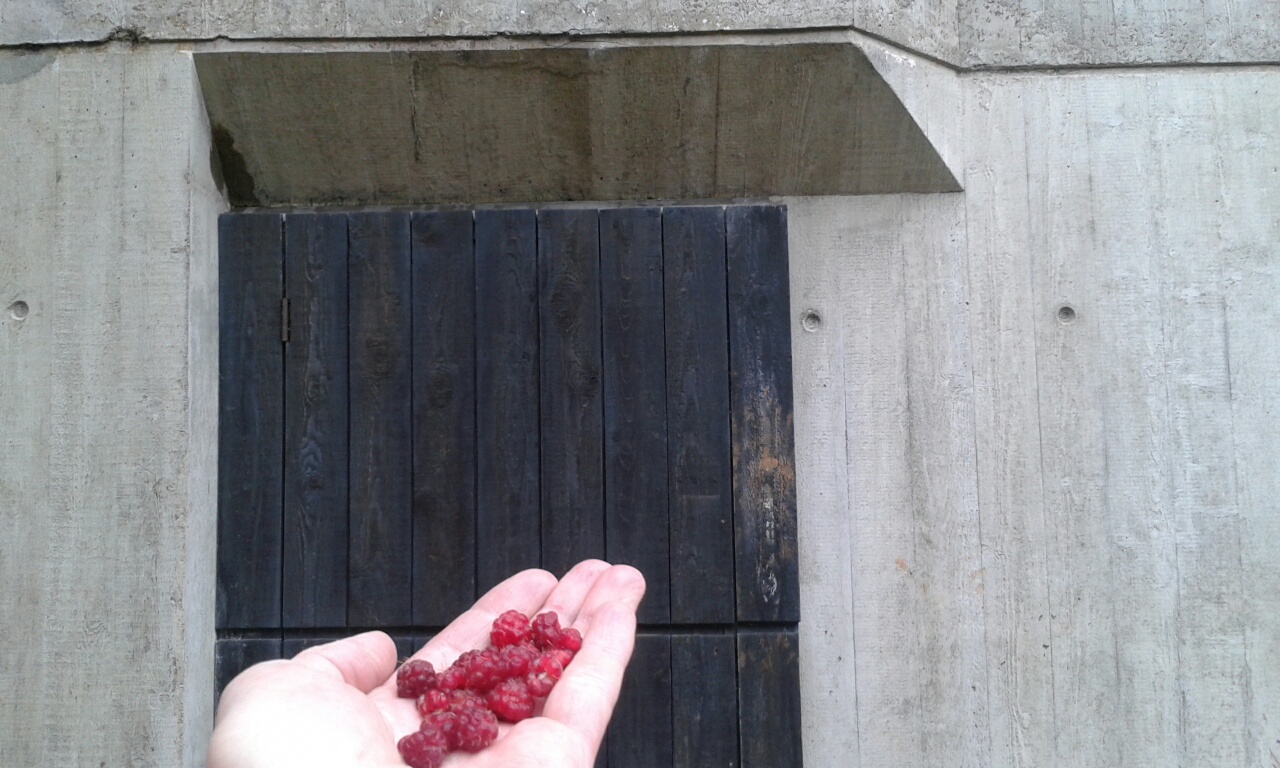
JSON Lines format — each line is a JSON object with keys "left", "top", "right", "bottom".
{"left": 207, "top": 560, "right": 646, "bottom": 768}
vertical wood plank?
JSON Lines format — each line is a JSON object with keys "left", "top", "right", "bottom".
{"left": 214, "top": 638, "right": 282, "bottom": 698}
{"left": 538, "top": 208, "right": 604, "bottom": 576}
{"left": 600, "top": 207, "right": 669, "bottom": 624}
{"left": 217, "top": 212, "right": 284, "bottom": 630}
{"left": 411, "top": 210, "right": 477, "bottom": 624}
{"left": 475, "top": 209, "right": 541, "bottom": 593}
{"left": 348, "top": 211, "right": 413, "bottom": 627}
{"left": 663, "top": 206, "right": 734, "bottom": 625}
{"left": 283, "top": 212, "right": 349, "bottom": 629}
{"left": 737, "top": 628, "right": 802, "bottom": 768}
{"left": 672, "top": 633, "right": 738, "bottom": 768}
{"left": 608, "top": 633, "right": 673, "bottom": 768}
{"left": 282, "top": 636, "right": 329, "bottom": 658}
{"left": 726, "top": 205, "right": 799, "bottom": 623}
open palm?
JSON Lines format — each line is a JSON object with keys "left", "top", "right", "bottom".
{"left": 208, "top": 561, "right": 645, "bottom": 768}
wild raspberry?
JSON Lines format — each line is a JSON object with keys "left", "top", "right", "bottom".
{"left": 498, "top": 642, "right": 539, "bottom": 678}
{"left": 530, "top": 611, "right": 562, "bottom": 650}
{"left": 525, "top": 653, "right": 562, "bottom": 698}
{"left": 398, "top": 729, "right": 447, "bottom": 768}
{"left": 396, "top": 660, "right": 438, "bottom": 699}
{"left": 446, "top": 689, "right": 486, "bottom": 712}
{"left": 491, "top": 609, "right": 532, "bottom": 648}
{"left": 416, "top": 689, "right": 450, "bottom": 716}
{"left": 464, "top": 648, "right": 505, "bottom": 692}
{"left": 451, "top": 706, "right": 499, "bottom": 752}
{"left": 437, "top": 663, "right": 466, "bottom": 691}
{"left": 486, "top": 677, "right": 535, "bottom": 722}
{"left": 421, "top": 711, "right": 457, "bottom": 740}
{"left": 555, "top": 626, "right": 582, "bottom": 652}
{"left": 547, "top": 647, "right": 575, "bottom": 670}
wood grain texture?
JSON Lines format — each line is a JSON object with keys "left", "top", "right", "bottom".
{"left": 347, "top": 211, "right": 413, "bottom": 627}
{"left": 282, "top": 212, "right": 349, "bottom": 629}
{"left": 600, "top": 207, "right": 669, "bottom": 624}
{"left": 537, "top": 208, "right": 605, "bottom": 577}
{"left": 608, "top": 633, "right": 673, "bottom": 768}
{"left": 215, "top": 638, "right": 282, "bottom": 697}
{"left": 672, "top": 633, "right": 738, "bottom": 768}
{"left": 475, "top": 209, "right": 540, "bottom": 592}
{"left": 663, "top": 206, "right": 734, "bottom": 625}
{"left": 726, "top": 205, "right": 799, "bottom": 623}
{"left": 737, "top": 628, "right": 802, "bottom": 768}
{"left": 411, "top": 210, "right": 477, "bottom": 624}
{"left": 217, "top": 212, "right": 284, "bottom": 630}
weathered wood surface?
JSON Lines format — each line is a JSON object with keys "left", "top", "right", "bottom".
{"left": 347, "top": 212, "right": 413, "bottom": 627}
{"left": 537, "top": 209, "right": 605, "bottom": 577}
{"left": 608, "top": 633, "right": 673, "bottom": 768}
{"left": 282, "top": 212, "right": 349, "bottom": 629}
{"left": 217, "top": 212, "right": 283, "bottom": 630}
{"left": 663, "top": 206, "right": 735, "bottom": 625}
{"left": 672, "top": 633, "right": 738, "bottom": 768}
{"left": 412, "top": 210, "right": 477, "bottom": 623}
{"left": 600, "top": 208, "right": 670, "bottom": 624}
{"left": 474, "top": 209, "right": 541, "bottom": 593}
{"left": 727, "top": 205, "right": 799, "bottom": 623}
{"left": 214, "top": 639, "right": 282, "bottom": 698}
{"left": 737, "top": 628, "right": 803, "bottom": 768}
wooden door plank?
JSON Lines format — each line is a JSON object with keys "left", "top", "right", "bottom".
{"left": 608, "top": 633, "right": 673, "bottom": 768}
{"left": 600, "top": 207, "right": 670, "bottom": 623}
{"left": 537, "top": 208, "right": 605, "bottom": 576}
{"left": 215, "top": 638, "right": 282, "bottom": 698}
{"left": 737, "top": 628, "right": 802, "bottom": 768}
{"left": 411, "top": 210, "right": 477, "bottom": 623}
{"left": 283, "top": 212, "right": 350, "bottom": 629}
{"left": 663, "top": 206, "right": 734, "bottom": 624}
{"left": 348, "top": 212, "right": 414, "bottom": 627}
{"left": 672, "top": 633, "right": 738, "bottom": 768}
{"left": 217, "top": 212, "right": 284, "bottom": 630}
{"left": 726, "top": 205, "right": 798, "bottom": 623}
{"left": 475, "top": 209, "right": 541, "bottom": 592}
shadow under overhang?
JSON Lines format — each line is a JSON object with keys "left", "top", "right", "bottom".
{"left": 196, "top": 43, "right": 960, "bottom": 207}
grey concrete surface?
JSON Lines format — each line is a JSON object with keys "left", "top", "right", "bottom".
{"left": 194, "top": 42, "right": 958, "bottom": 207}
{"left": 959, "top": 0, "right": 1280, "bottom": 68}
{"left": 0, "top": 44, "right": 223, "bottom": 767}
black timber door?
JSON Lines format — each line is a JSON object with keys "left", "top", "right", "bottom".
{"left": 217, "top": 205, "right": 801, "bottom": 767}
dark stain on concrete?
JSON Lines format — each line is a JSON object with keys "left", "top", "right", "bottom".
{"left": 211, "top": 124, "right": 258, "bottom": 207}
{"left": 0, "top": 52, "right": 54, "bottom": 85}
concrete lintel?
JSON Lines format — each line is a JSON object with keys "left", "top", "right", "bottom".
{"left": 195, "top": 41, "right": 961, "bottom": 208}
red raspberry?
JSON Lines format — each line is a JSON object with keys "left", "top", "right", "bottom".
{"left": 396, "top": 660, "right": 438, "bottom": 699}
{"left": 530, "top": 612, "right": 562, "bottom": 650}
{"left": 498, "top": 642, "right": 539, "bottom": 678}
{"left": 491, "top": 609, "right": 532, "bottom": 648}
{"left": 555, "top": 626, "right": 582, "bottom": 652}
{"left": 397, "top": 728, "right": 447, "bottom": 768}
{"left": 463, "top": 648, "right": 505, "bottom": 692}
{"left": 421, "top": 711, "right": 457, "bottom": 740}
{"left": 525, "top": 654, "right": 562, "bottom": 698}
{"left": 547, "top": 647, "right": 575, "bottom": 670}
{"left": 451, "top": 706, "right": 499, "bottom": 752}
{"left": 486, "top": 677, "right": 535, "bottom": 722}
{"left": 437, "top": 663, "right": 466, "bottom": 691}
{"left": 446, "top": 689, "right": 486, "bottom": 712}
{"left": 525, "top": 670, "right": 554, "bottom": 698}
{"left": 416, "top": 689, "right": 449, "bottom": 716}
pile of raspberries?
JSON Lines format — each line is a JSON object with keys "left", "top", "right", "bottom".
{"left": 395, "top": 609, "right": 582, "bottom": 768}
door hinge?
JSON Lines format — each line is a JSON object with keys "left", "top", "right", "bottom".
{"left": 281, "top": 297, "right": 291, "bottom": 343}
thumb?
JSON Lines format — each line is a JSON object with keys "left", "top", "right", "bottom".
{"left": 292, "top": 631, "right": 398, "bottom": 694}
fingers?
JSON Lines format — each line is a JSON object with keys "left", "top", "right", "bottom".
{"left": 540, "top": 600, "right": 639, "bottom": 748}
{"left": 535, "top": 559, "right": 613, "bottom": 626}
{"left": 291, "top": 631, "right": 398, "bottom": 694}
{"left": 412, "top": 568, "right": 558, "bottom": 669}
{"left": 572, "top": 563, "right": 646, "bottom": 633}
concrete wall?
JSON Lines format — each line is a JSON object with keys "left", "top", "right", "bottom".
{"left": 0, "top": 45, "right": 224, "bottom": 767}
{"left": 792, "top": 67, "right": 1280, "bottom": 767}
{"left": 4, "top": 0, "right": 1277, "bottom": 66}
{"left": 3, "top": 4, "right": 1279, "bottom": 768}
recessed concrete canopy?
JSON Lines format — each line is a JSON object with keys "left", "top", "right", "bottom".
{"left": 195, "top": 41, "right": 960, "bottom": 207}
